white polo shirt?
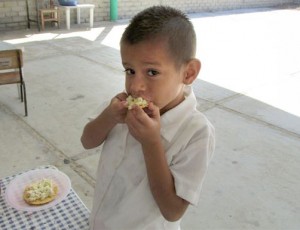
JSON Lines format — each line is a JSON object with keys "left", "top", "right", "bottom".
{"left": 89, "top": 85, "right": 215, "bottom": 230}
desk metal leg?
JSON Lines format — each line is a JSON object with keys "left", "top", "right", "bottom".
{"left": 66, "top": 8, "right": 70, "bottom": 30}
{"left": 26, "top": 0, "right": 40, "bottom": 31}
{"left": 90, "top": 8, "right": 94, "bottom": 28}
{"left": 26, "top": 0, "right": 30, "bottom": 28}
{"left": 77, "top": 8, "right": 81, "bottom": 24}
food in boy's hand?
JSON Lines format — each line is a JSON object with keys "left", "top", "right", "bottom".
{"left": 23, "top": 178, "right": 58, "bottom": 205}
{"left": 126, "top": 95, "right": 148, "bottom": 110}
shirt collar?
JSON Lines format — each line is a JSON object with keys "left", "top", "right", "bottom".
{"left": 160, "top": 85, "right": 197, "bottom": 143}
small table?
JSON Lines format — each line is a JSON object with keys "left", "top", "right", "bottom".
{"left": 0, "top": 165, "right": 90, "bottom": 229}
{"left": 59, "top": 4, "right": 95, "bottom": 30}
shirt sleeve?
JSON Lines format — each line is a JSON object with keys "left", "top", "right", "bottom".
{"left": 169, "top": 116, "right": 215, "bottom": 206}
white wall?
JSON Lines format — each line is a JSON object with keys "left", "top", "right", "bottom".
{"left": 0, "top": 0, "right": 298, "bottom": 31}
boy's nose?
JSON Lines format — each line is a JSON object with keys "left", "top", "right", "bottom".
{"left": 129, "top": 76, "right": 146, "bottom": 94}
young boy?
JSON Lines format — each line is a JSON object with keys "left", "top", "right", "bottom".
{"left": 81, "top": 6, "right": 215, "bottom": 230}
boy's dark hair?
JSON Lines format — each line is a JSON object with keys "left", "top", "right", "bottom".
{"left": 121, "top": 6, "right": 197, "bottom": 68}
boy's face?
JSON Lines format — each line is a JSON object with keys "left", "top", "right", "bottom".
{"left": 121, "top": 38, "right": 186, "bottom": 114}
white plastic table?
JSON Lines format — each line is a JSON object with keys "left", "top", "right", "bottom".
{"left": 59, "top": 4, "right": 95, "bottom": 30}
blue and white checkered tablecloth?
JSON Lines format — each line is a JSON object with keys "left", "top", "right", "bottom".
{"left": 0, "top": 166, "right": 90, "bottom": 230}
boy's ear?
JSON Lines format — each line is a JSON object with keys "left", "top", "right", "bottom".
{"left": 183, "top": 59, "right": 201, "bottom": 85}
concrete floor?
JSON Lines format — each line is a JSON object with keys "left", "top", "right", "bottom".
{"left": 1, "top": 6, "right": 300, "bottom": 230}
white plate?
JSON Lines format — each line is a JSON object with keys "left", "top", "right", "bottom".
{"left": 5, "top": 168, "right": 71, "bottom": 212}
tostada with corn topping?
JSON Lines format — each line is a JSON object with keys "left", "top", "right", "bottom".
{"left": 126, "top": 95, "right": 148, "bottom": 110}
{"left": 23, "top": 178, "right": 58, "bottom": 205}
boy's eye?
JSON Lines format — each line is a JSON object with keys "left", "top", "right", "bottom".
{"left": 147, "top": 70, "right": 159, "bottom": 76}
{"left": 124, "top": 68, "right": 135, "bottom": 75}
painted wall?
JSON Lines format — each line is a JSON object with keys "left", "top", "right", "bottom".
{"left": 0, "top": 0, "right": 299, "bottom": 31}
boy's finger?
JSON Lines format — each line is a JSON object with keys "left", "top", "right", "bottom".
{"left": 129, "top": 105, "right": 148, "bottom": 122}
{"left": 115, "top": 92, "right": 128, "bottom": 101}
{"left": 147, "top": 102, "right": 160, "bottom": 119}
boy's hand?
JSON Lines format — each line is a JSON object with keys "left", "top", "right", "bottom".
{"left": 81, "top": 92, "right": 128, "bottom": 149}
{"left": 125, "top": 102, "right": 161, "bottom": 144}
{"left": 108, "top": 92, "right": 128, "bottom": 124}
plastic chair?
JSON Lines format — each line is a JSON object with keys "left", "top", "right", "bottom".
{"left": 0, "top": 49, "right": 28, "bottom": 116}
